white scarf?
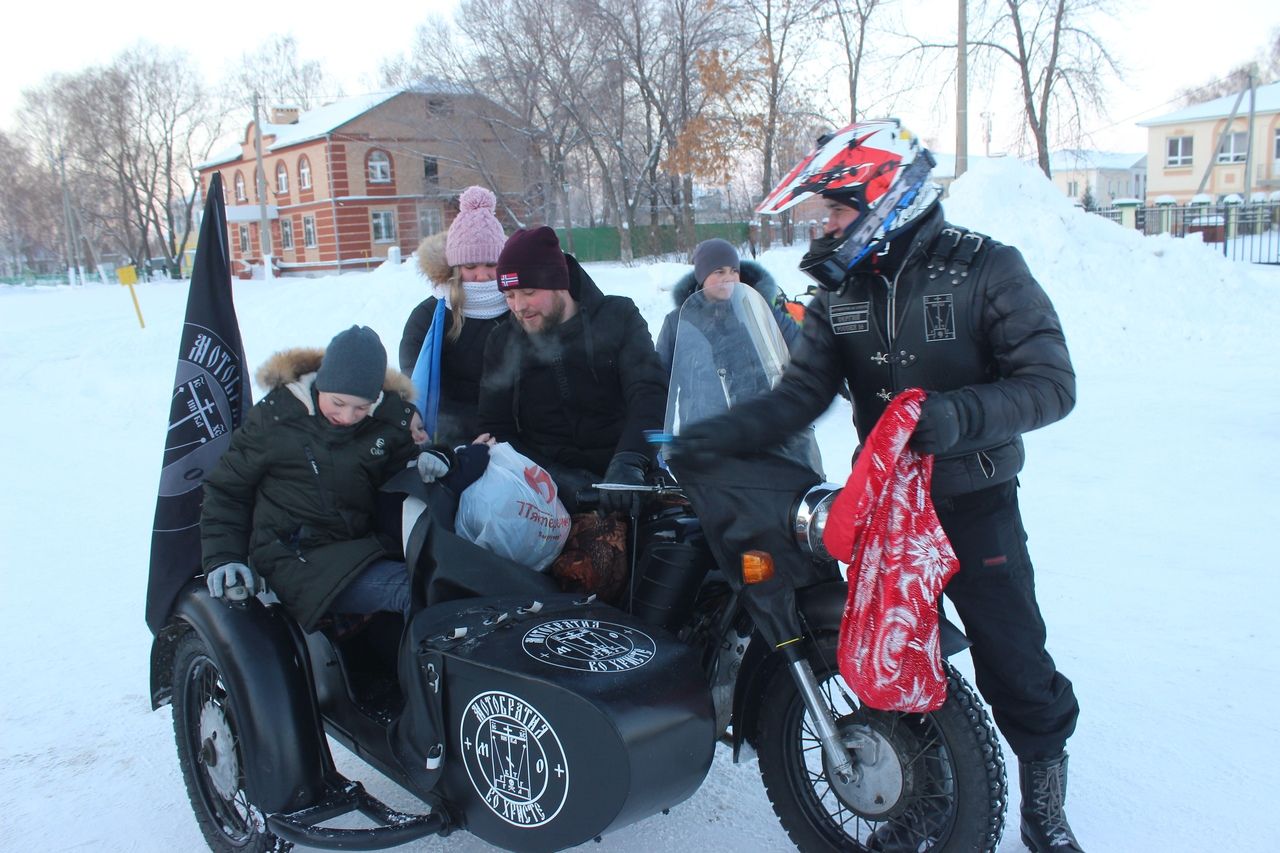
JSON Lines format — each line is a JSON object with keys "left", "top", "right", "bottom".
{"left": 433, "top": 279, "right": 508, "bottom": 319}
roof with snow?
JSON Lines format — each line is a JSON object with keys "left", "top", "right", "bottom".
{"left": 1044, "top": 149, "right": 1145, "bottom": 171}
{"left": 1137, "top": 80, "right": 1280, "bottom": 127}
{"left": 197, "top": 81, "right": 473, "bottom": 170}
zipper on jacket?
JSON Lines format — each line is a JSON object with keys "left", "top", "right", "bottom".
{"left": 303, "top": 444, "right": 334, "bottom": 515}
{"left": 879, "top": 239, "right": 927, "bottom": 396}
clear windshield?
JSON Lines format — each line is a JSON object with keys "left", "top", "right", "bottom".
{"left": 662, "top": 282, "right": 823, "bottom": 475}
{"left": 664, "top": 282, "right": 790, "bottom": 437}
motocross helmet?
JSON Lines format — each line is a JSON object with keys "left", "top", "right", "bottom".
{"left": 757, "top": 118, "right": 941, "bottom": 290}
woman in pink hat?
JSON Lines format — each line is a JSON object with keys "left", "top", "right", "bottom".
{"left": 399, "top": 186, "right": 509, "bottom": 447}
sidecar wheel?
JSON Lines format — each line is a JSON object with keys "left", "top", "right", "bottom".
{"left": 172, "top": 632, "right": 291, "bottom": 852}
{"left": 756, "top": 633, "right": 1006, "bottom": 852}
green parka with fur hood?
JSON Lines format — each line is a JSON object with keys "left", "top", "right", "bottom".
{"left": 200, "top": 347, "right": 418, "bottom": 631}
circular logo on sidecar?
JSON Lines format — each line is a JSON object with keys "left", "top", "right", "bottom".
{"left": 522, "top": 619, "right": 657, "bottom": 672}
{"left": 460, "top": 691, "right": 567, "bottom": 828}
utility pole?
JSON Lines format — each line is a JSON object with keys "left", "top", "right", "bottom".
{"left": 955, "top": 0, "right": 968, "bottom": 178}
{"left": 982, "top": 112, "right": 993, "bottom": 157}
{"left": 1243, "top": 70, "right": 1256, "bottom": 201}
{"left": 253, "top": 92, "right": 274, "bottom": 281}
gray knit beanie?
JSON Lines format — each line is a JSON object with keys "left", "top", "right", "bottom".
{"left": 692, "top": 238, "right": 740, "bottom": 286}
{"left": 314, "top": 325, "right": 387, "bottom": 401}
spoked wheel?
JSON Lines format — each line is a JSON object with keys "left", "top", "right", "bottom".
{"left": 757, "top": 633, "right": 1006, "bottom": 852}
{"left": 172, "top": 632, "right": 290, "bottom": 852}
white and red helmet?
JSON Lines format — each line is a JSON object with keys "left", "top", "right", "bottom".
{"left": 759, "top": 118, "right": 941, "bottom": 288}
{"left": 758, "top": 118, "right": 935, "bottom": 215}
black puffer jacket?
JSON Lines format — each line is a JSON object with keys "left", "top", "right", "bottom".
{"left": 200, "top": 348, "right": 418, "bottom": 631}
{"left": 714, "top": 205, "right": 1075, "bottom": 497}
{"left": 478, "top": 255, "right": 667, "bottom": 478}
{"left": 399, "top": 298, "right": 505, "bottom": 446}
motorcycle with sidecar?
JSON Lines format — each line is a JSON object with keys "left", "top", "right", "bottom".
{"left": 149, "top": 283, "right": 1007, "bottom": 852}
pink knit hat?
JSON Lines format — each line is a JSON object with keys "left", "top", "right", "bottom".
{"left": 445, "top": 186, "right": 505, "bottom": 267}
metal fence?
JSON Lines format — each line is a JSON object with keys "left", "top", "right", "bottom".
{"left": 1096, "top": 201, "right": 1280, "bottom": 264}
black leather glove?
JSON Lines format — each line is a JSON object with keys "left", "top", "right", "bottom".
{"left": 598, "top": 451, "right": 648, "bottom": 515}
{"left": 910, "top": 392, "right": 967, "bottom": 456}
{"left": 666, "top": 416, "right": 752, "bottom": 471}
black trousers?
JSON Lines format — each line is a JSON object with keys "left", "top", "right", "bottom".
{"left": 936, "top": 480, "right": 1079, "bottom": 762}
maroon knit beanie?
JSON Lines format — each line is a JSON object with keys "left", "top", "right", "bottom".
{"left": 496, "top": 226, "right": 569, "bottom": 291}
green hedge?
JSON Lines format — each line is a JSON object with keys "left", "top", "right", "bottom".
{"left": 555, "top": 222, "right": 750, "bottom": 262}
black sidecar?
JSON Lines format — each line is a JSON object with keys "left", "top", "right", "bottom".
{"left": 150, "top": 479, "right": 716, "bottom": 852}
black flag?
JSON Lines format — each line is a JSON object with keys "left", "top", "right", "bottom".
{"left": 145, "top": 173, "right": 252, "bottom": 634}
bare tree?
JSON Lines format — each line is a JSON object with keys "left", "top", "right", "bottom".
{"left": 822, "top": 0, "right": 883, "bottom": 122}
{"left": 226, "top": 35, "right": 338, "bottom": 112}
{"left": 17, "top": 45, "right": 223, "bottom": 276}
{"left": 384, "top": 1, "right": 583, "bottom": 229}
{"left": 0, "top": 131, "right": 61, "bottom": 275}
{"left": 967, "top": 0, "right": 1120, "bottom": 176}
{"left": 1178, "top": 29, "right": 1280, "bottom": 105}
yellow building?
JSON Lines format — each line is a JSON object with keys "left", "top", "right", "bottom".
{"left": 1138, "top": 81, "right": 1280, "bottom": 205}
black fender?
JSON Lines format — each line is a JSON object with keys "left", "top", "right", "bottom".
{"left": 150, "top": 581, "right": 329, "bottom": 813}
{"left": 728, "top": 578, "right": 971, "bottom": 760}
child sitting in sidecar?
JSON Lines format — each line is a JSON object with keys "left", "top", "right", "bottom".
{"left": 199, "top": 325, "right": 454, "bottom": 631}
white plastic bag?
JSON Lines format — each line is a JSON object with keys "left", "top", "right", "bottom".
{"left": 456, "top": 443, "right": 571, "bottom": 572}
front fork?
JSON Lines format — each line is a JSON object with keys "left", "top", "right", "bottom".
{"left": 781, "top": 642, "right": 857, "bottom": 785}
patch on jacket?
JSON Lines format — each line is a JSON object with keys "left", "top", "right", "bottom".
{"left": 830, "top": 301, "right": 869, "bottom": 334}
{"left": 370, "top": 437, "right": 387, "bottom": 457}
{"left": 922, "top": 294, "right": 956, "bottom": 342}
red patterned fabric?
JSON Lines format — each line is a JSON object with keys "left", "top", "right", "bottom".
{"left": 823, "top": 388, "right": 959, "bottom": 712}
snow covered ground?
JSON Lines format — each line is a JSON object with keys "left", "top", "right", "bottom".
{"left": 2, "top": 158, "right": 1278, "bottom": 851}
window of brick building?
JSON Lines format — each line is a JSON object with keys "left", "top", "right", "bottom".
{"left": 234, "top": 171, "right": 247, "bottom": 201}
{"left": 298, "top": 156, "right": 312, "bottom": 189}
{"left": 275, "top": 162, "right": 288, "bottom": 194}
{"left": 303, "top": 216, "right": 317, "bottom": 248}
{"left": 418, "top": 206, "right": 443, "bottom": 237}
{"left": 280, "top": 218, "right": 294, "bottom": 250}
{"left": 372, "top": 210, "right": 397, "bottom": 242}
{"left": 368, "top": 150, "right": 391, "bottom": 183}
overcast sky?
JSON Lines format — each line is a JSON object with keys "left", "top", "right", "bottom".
{"left": 3, "top": 0, "right": 1276, "bottom": 157}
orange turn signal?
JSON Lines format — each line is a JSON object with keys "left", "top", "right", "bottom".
{"left": 741, "top": 550, "right": 775, "bottom": 584}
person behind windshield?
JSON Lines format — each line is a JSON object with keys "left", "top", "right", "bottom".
{"left": 657, "top": 238, "right": 821, "bottom": 473}
{"left": 201, "top": 326, "right": 452, "bottom": 631}
{"left": 655, "top": 237, "right": 800, "bottom": 373}
{"left": 478, "top": 226, "right": 666, "bottom": 515}
{"left": 669, "top": 120, "right": 1082, "bottom": 853}
{"left": 399, "top": 185, "right": 508, "bottom": 448}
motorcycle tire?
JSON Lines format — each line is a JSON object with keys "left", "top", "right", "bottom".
{"left": 171, "top": 631, "right": 292, "bottom": 853}
{"left": 756, "top": 632, "right": 1006, "bottom": 852}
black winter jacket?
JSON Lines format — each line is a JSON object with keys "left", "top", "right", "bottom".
{"left": 200, "top": 348, "right": 418, "bottom": 631}
{"left": 478, "top": 255, "right": 667, "bottom": 478}
{"left": 399, "top": 297, "right": 505, "bottom": 446}
{"left": 716, "top": 205, "right": 1075, "bottom": 497}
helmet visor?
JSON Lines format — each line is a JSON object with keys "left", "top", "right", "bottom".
{"left": 799, "top": 219, "right": 869, "bottom": 291}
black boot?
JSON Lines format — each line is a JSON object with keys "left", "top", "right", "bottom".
{"left": 1020, "top": 752, "right": 1083, "bottom": 852}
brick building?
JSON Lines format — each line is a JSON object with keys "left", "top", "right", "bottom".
{"left": 198, "top": 86, "right": 536, "bottom": 276}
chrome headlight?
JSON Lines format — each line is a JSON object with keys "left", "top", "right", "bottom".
{"left": 793, "top": 483, "right": 841, "bottom": 560}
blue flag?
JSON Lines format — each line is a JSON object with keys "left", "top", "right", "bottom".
{"left": 410, "top": 298, "right": 447, "bottom": 437}
{"left": 145, "top": 173, "right": 252, "bottom": 634}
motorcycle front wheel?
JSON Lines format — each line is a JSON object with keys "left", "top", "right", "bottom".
{"left": 171, "top": 631, "right": 290, "bottom": 853}
{"left": 756, "top": 633, "right": 1006, "bottom": 852}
